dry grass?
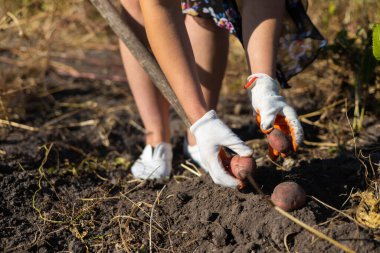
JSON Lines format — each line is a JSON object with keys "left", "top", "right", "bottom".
{"left": 308, "top": 0, "right": 380, "bottom": 38}
{"left": 0, "top": 0, "right": 115, "bottom": 131}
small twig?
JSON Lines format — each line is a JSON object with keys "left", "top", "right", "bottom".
{"left": 180, "top": 162, "right": 202, "bottom": 177}
{"left": 359, "top": 150, "right": 379, "bottom": 186}
{"left": 123, "top": 180, "right": 147, "bottom": 195}
{"left": 119, "top": 193, "right": 164, "bottom": 230}
{"left": 298, "top": 99, "right": 346, "bottom": 129}
{"left": 79, "top": 196, "right": 120, "bottom": 201}
{"left": 173, "top": 175, "right": 193, "bottom": 183}
{"left": 93, "top": 171, "right": 109, "bottom": 181}
{"left": 265, "top": 155, "right": 286, "bottom": 170}
{"left": 44, "top": 119, "right": 98, "bottom": 129}
{"left": 166, "top": 220, "right": 175, "bottom": 253}
{"left": 0, "top": 119, "right": 38, "bottom": 131}
{"left": 118, "top": 217, "right": 130, "bottom": 253}
{"left": 150, "top": 185, "right": 166, "bottom": 253}
{"left": 310, "top": 195, "right": 365, "bottom": 229}
{"left": 303, "top": 140, "right": 338, "bottom": 147}
{"left": 32, "top": 144, "right": 64, "bottom": 224}
{"left": 185, "top": 160, "right": 202, "bottom": 170}
{"left": 0, "top": 82, "right": 38, "bottom": 95}
{"left": 318, "top": 214, "right": 341, "bottom": 227}
{"left": 128, "top": 119, "right": 146, "bottom": 134}
{"left": 0, "top": 10, "right": 47, "bottom": 30}
{"left": 5, "top": 11, "right": 24, "bottom": 36}
{"left": 111, "top": 215, "right": 162, "bottom": 232}
{"left": 299, "top": 117, "right": 328, "bottom": 129}
{"left": 125, "top": 203, "right": 141, "bottom": 229}
{"left": 42, "top": 109, "right": 83, "bottom": 127}
{"left": 58, "top": 101, "right": 98, "bottom": 109}
{"left": 299, "top": 99, "right": 345, "bottom": 119}
{"left": 284, "top": 232, "right": 296, "bottom": 253}
{"left": 341, "top": 187, "right": 355, "bottom": 208}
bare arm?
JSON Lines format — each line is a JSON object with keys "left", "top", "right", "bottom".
{"left": 139, "top": 0, "right": 207, "bottom": 124}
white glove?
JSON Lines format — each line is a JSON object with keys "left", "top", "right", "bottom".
{"left": 246, "top": 73, "right": 303, "bottom": 152}
{"left": 190, "top": 110, "right": 253, "bottom": 188}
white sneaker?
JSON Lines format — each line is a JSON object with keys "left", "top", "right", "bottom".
{"left": 183, "top": 137, "right": 208, "bottom": 173}
{"left": 131, "top": 142, "right": 172, "bottom": 180}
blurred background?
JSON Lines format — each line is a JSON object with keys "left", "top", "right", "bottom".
{"left": 0, "top": 0, "right": 379, "bottom": 145}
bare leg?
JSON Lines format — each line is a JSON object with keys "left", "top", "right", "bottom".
{"left": 121, "top": 1, "right": 228, "bottom": 147}
{"left": 139, "top": 0, "right": 208, "bottom": 124}
{"left": 184, "top": 16, "right": 229, "bottom": 145}
{"left": 241, "top": 0, "right": 285, "bottom": 77}
{"left": 120, "top": 1, "right": 228, "bottom": 147}
{"left": 120, "top": 0, "right": 170, "bottom": 147}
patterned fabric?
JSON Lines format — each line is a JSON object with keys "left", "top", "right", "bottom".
{"left": 182, "top": 0, "right": 327, "bottom": 88}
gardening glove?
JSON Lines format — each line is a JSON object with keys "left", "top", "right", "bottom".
{"left": 190, "top": 110, "right": 253, "bottom": 188}
{"left": 245, "top": 73, "right": 303, "bottom": 160}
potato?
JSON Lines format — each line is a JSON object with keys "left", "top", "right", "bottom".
{"left": 230, "top": 155, "right": 256, "bottom": 180}
{"left": 271, "top": 181, "right": 306, "bottom": 211}
{"left": 219, "top": 150, "right": 256, "bottom": 189}
{"left": 267, "top": 128, "right": 290, "bottom": 153}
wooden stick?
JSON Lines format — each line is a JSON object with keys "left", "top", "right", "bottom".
{"left": 89, "top": 0, "right": 191, "bottom": 128}
{"left": 0, "top": 119, "right": 38, "bottom": 131}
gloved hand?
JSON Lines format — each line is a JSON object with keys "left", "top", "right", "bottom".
{"left": 190, "top": 110, "right": 253, "bottom": 188}
{"left": 245, "top": 73, "right": 303, "bottom": 160}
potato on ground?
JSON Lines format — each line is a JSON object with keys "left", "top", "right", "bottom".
{"left": 271, "top": 181, "right": 306, "bottom": 211}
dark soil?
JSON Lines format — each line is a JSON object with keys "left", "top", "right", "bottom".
{"left": 1, "top": 49, "right": 380, "bottom": 252}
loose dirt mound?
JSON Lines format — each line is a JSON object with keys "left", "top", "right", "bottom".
{"left": 1, "top": 144, "right": 379, "bottom": 252}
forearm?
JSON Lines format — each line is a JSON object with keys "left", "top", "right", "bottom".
{"left": 241, "top": 0, "right": 285, "bottom": 77}
{"left": 139, "top": 0, "right": 207, "bottom": 124}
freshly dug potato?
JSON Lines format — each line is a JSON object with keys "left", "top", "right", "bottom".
{"left": 267, "top": 128, "right": 290, "bottom": 153}
{"left": 271, "top": 181, "right": 306, "bottom": 211}
{"left": 230, "top": 155, "right": 256, "bottom": 180}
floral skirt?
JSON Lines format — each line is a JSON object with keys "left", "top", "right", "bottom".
{"left": 182, "top": 0, "right": 327, "bottom": 88}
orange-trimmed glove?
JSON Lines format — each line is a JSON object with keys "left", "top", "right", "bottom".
{"left": 245, "top": 73, "right": 303, "bottom": 160}
{"left": 190, "top": 110, "right": 253, "bottom": 188}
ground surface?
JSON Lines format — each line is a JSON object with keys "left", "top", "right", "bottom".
{"left": 1, "top": 46, "right": 380, "bottom": 253}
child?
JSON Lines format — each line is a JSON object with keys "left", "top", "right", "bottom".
{"left": 120, "top": 0, "right": 325, "bottom": 188}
